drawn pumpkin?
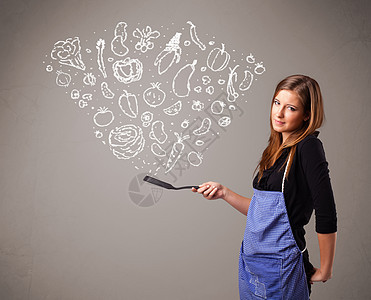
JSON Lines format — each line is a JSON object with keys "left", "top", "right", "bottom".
{"left": 207, "top": 43, "right": 230, "bottom": 72}
{"left": 112, "top": 57, "right": 143, "bottom": 84}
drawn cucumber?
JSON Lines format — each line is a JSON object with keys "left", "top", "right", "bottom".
{"left": 239, "top": 70, "right": 253, "bottom": 91}
{"left": 193, "top": 118, "right": 211, "bottom": 135}
{"left": 101, "top": 82, "right": 115, "bottom": 99}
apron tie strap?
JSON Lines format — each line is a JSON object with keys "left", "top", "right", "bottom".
{"left": 281, "top": 153, "right": 291, "bottom": 194}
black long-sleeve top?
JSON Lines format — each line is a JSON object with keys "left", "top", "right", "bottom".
{"left": 253, "top": 132, "right": 337, "bottom": 260}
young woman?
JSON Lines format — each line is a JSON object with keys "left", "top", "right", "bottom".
{"left": 192, "top": 75, "right": 337, "bottom": 299}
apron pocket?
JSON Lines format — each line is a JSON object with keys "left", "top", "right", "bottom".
{"left": 240, "top": 253, "right": 283, "bottom": 299}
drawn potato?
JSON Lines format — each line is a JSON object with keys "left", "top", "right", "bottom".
{"left": 149, "top": 120, "right": 168, "bottom": 144}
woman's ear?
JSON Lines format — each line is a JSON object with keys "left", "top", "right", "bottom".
{"left": 304, "top": 112, "right": 311, "bottom": 122}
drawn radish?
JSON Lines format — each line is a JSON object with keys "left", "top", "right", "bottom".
{"left": 143, "top": 82, "right": 166, "bottom": 107}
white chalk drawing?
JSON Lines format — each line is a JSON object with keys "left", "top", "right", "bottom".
{"left": 93, "top": 107, "right": 114, "bottom": 127}
{"left": 149, "top": 120, "right": 168, "bottom": 144}
{"left": 118, "top": 90, "right": 138, "bottom": 118}
{"left": 113, "top": 57, "right": 143, "bottom": 84}
{"left": 151, "top": 143, "right": 167, "bottom": 157}
{"left": 163, "top": 100, "right": 182, "bottom": 116}
{"left": 71, "top": 89, "right": 80, "bottom": 100}
{"left": 51, "top": 37, "right": 86, "bottom": 70}
{"left": 79, "top": 100, "right": 88, "bottom": 108}
{"left": 206, "top": 86, "right": 214, "bottom": 95}
{"left": 101, "top": 82, "right": 115, "bottom": 99}
{"left": 218, "top": 116, "right": 231, "bottom": 127}
{"left": 202, "top": 75, "right": 211, "bottom": 85}
{"left": 193, "top": 118, "right": 211, "bottom": 135}
{"left": 109, "top": 124, "right": 145, "bottom": 159}
{"left": 239, "top": 70, "right": 254, "bottom": 91}
{"left": 188, "top": 151, "right": 203, "bottom": 167}
{"left": 181, "top": 119, "right": 190, "bottom": 128}
{"left": 172, "top": 59, "right": 197, "bottom": 97}
{"left": 246, "top": 53, "right": 255, "bottom": 64}
{"left": 143, "top": 82, "right": 166, "bottom": 107}
{"left": 154, "top": 32, "right": 182, "bottom": 75}
{"left": 83, "top": 73, "right": 97, "bottom": 86}
{"left": 96, "top": 39, "right": 107, "bottom": 78}
{"left": 165, "top": 132, "right": 190, "bottom": 174}
{"left": 141, "top": 111, "right": 153, "bottom": 127}
{"left": 194, "top": 86, "right": 202, "bottom": 93}
{"left": 95, "top": 130, "right": 103, "bottom": 138}
{"left": 82, "top": 93, "right": 92, "bottom": 101}
{"left": 55, "top": 70, "right": 71, "bottom": 87}
{"left": 187, "top": 21, "right": 206, "bottom": 51}
{"left": 111, "top": 22, "right": 129, "bottom": 57}
{"left": 191, "top": 100, "right": 204, "bottom": 112}
{"left": 227, "top": 65, "right": 239, "bottom": 102}
{"left": 207, "top": 43, "right": 230, "bottom": 72}
{"left": 45, "top": 20, "right": 267, "bottom": 182}
{"left": 211, "top": 100, "right": 226, "bottom": 115}
{"left": 195, "top": 140, "right": 204, "bottom": 146}
{"left": 254, "top": 62, "right": 266, "bottom": 75}
{"left": 133, "top": 26, "right": 160, "bottom": 53}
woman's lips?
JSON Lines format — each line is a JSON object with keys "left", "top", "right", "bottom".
{"left": 274, "top": 119, "right": 285, "bottom": 125}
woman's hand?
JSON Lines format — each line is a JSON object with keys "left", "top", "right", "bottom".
{"left": 191, "top": 182, "right": 227, "bottom": 200}
{"left": 310, "top": 267, "right": 332, "bottom": 284}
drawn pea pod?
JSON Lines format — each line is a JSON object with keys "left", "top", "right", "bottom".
{"left": 193, "top": 118, "right": 211, "bottom": 136}
{"left": 172, "top": 59, "right": 197, "bottom": 98}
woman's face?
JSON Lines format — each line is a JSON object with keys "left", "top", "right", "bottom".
{"left": 271, "top": 89, "right": 309, "bottom": 142}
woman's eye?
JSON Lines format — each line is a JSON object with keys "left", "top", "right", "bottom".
{"left": 274, "top": 100, "right": 280, "bottom": 105}
{"left": 288, "top": 106, "right": 296, "bottom": 111}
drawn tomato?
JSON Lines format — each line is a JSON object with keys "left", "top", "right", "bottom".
{"left": 188, "top": 151, "right": 203, "bottom": 167}
{"left": 93, "top": 107, "right": 114, "bottom": 127}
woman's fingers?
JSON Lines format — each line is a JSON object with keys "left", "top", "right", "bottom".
{"left": 192, "top": 182, "right": 220, "bottom": 200}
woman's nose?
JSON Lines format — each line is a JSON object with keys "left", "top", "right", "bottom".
{"left": 275, "top": 107, "right": 284, "bottom": 117}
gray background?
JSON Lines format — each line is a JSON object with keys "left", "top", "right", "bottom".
{"left": 1, "top": 0, "right": 370, "bottom": 299}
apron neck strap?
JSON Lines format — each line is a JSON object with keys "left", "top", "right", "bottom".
{"left": 281, "top": 152, "right": 291, "bottom": 194}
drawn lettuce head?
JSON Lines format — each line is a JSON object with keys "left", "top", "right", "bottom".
{"left": 51, "top": 37, "right": 86, "bottom": 70}
{"left": 109, "top": 124, "right": 145, "bottom": 159}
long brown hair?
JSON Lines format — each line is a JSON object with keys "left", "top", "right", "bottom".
{"left": 256, "top": 74, "right": 325, "bottom": 182}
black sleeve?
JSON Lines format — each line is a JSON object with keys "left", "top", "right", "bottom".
{"left": 300, "top": 137, "right": 337, "bottom": 233}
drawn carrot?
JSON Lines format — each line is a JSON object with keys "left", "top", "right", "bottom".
{"left": 165, "top": 132, "right": 190, "bottom": 173}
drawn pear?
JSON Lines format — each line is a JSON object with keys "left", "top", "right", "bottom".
{"left": 172, "top": 59, "right": 197, "bottom": 97}
{"left": 111, "top": 36, "right": 129, "bottom": 56}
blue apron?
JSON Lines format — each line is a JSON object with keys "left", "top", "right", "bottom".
{"left": 239, "top": 155, "right": 309, "bottom": 299}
